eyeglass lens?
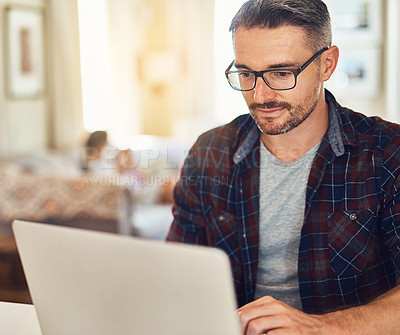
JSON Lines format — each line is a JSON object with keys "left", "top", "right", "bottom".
{"left": 227, "top": 70, "right": 296, "bottom": 91}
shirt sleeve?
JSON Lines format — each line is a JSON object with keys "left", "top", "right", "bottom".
{"left": 166, "top": 147, "right": 208, "bottom": 245}
{"left": 380, "top": 145, "right": 400, "bottom": 274}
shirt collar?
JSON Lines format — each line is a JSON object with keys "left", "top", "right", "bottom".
{"left": 325, "top": 90, "right": 359, "bottom": 154}
{"left": 233, "top": 120, "right": 259, "bottom": 165}
{"left": 325, "top": 92, "right": 345, "bottom": 157}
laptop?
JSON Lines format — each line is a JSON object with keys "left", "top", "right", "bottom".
{"left": 12, "top": 220, "right": 241, "bottom": 335}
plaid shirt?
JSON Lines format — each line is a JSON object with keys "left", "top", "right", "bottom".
{"left": 167, "top": 90, "right": 400, "bottom": 314}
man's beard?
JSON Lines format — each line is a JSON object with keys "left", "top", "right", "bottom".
{"left": 249, "top": 86, "right": 321, "bottom": 136}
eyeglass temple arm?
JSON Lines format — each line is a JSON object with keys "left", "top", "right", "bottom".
{"left": 297, "top": 47, "right": 329, "bottom": 74}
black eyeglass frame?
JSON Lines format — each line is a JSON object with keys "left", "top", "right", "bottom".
{"left": 225, "top": 47, "right": 329, "bottom": 91}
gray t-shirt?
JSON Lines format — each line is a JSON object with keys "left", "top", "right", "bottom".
{"left": 255, "top": 140, "right": 320, "bottom": 310}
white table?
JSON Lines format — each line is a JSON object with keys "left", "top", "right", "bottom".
{"left": 0, "top": 301, "right": 42, "bottom": 334}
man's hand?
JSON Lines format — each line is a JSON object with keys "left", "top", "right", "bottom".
{"left": 237, "top": 286, "right": 400, "bottom": 335}
{"left": 237, "top": 296, "right": 328, "bottom": 335}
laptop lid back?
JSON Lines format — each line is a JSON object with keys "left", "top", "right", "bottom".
{"left": 12, "top": 220, "right": 240, "bottom": 335}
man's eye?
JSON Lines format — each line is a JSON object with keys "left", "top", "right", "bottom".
{"left": 277, "top": 71, "right": 291, "bottom": 77}
{"left": 239, "top": 72, "right": 253, "bottom": 79}
{"left": 270, "top": 71, "right": 293, "bottom": 80}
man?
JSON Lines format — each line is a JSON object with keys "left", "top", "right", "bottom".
{"left": 167, "top": 0, "right": 400, "bottom": 334}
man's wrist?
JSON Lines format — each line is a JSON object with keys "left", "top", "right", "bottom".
{"left": 319, "top": 306, "right": 370, "bottom": 335}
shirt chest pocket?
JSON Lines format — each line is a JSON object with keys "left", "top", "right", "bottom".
{"left": 327, "top": 209, "right": 379, "bottom": 277}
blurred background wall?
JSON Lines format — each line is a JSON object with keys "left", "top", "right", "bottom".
{"left": 0, "top": 0, "right": 398, "bottom": 158}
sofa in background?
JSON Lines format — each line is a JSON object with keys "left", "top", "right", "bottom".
{"left": 0, "top": 135, "right": 187, "bottom": 303}
{"left": 0, "top": 171, "right": 133, "bottom": 304}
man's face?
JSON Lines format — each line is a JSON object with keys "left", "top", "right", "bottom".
{"left": 233, "top": 26, "right": 324, "bottom": 136}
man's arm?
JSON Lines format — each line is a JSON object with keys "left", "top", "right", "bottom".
{"left": 325, "top": 285, "right": 400, "bottom": 335}
{"left": 166, "top": 150, "right": 207, "bottom": 245}
{"left": 237, "top": 285, "right": 400, "bottom": 335}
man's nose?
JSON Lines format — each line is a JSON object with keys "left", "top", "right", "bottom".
{"left": 253, "top": 76, "right": 276, "bottom": 103}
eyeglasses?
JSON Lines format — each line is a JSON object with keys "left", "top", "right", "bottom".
{"left": 225, "top": 47, "right": 328, "bottom": 91}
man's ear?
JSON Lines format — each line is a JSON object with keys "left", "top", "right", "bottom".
{"left": 321, "top": 46, "right": 339, "bottom": 82}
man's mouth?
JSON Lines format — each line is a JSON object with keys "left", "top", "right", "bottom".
{"left": 255, "top": 107, "right": 284, "bottom": 117}
{"left": 250, "top": 102, "right": 291, "bottom": 114}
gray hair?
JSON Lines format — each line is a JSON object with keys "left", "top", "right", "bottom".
{"left": 230, "top": 0, "right": 332, "bottom": 52}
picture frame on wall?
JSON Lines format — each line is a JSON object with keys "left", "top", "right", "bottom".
{"left": 4, "top": 6, "right": 46, "bottom": 99}
{"left": 325, "top": 47, "right": 381, "bottom": 98}
{"left": 324, "top": 0, "right": 382, "bottom": 44}
{"left": 324, "top": 0, "right": 383, "bottom": 99}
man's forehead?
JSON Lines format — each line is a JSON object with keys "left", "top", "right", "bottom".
{"left": 233, "top": 25, "right": 309, "bottom": 49}
{"left": 232, "top": 26, "right": 310, "bottom": 67}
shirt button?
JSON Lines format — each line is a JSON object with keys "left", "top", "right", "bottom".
{"left": 217, "top": 215, "right": 225, "bottom": 222}
{"left": 349, "top": 213, "right": 357, "bottom": 221}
